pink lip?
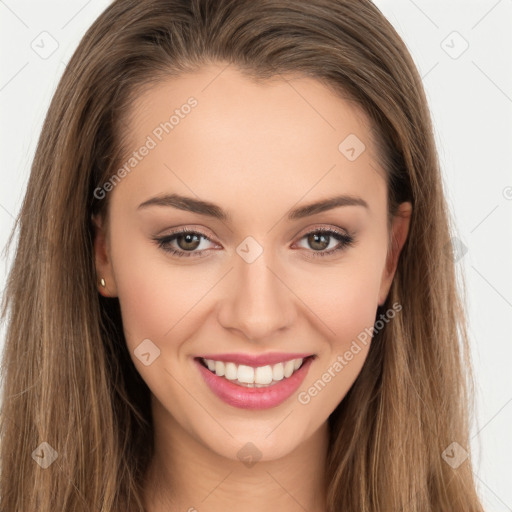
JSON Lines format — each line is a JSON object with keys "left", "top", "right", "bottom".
{"left": 197, "top": 352, "right": 313, "bottom": 367}
{"left": 194, "top": 355, "right": 315, "bottom": 410}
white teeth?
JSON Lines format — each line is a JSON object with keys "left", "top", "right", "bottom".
{"left": 272, "top": 362, "right": 284, "bottom": 381}
{"left": 254, "top": 365, "right": 273, "bottom": 385}
{"left": 283, "top": 360, "right": 295, "bottom": 378}
{"left": 214, "top": 360, "right": 225, "bottom": 377}
{"left": 202, "top": 357, "right": 306, "bottom": 386}
{"left": 224, "top": 362, "right": 237, "bottom": 380}
{"left": 237, "top": 364, "right": 254, "bottom": 384}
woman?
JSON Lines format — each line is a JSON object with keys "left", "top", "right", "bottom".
{"left": 0, "top": 0, "right": 485, "bottom": 510}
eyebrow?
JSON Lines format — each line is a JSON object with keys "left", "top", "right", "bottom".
{"left": 137, "top": 193, "right": 369, "bottom": 221}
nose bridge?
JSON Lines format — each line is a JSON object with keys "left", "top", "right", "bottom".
{"left": 218, "top": 239, "right": 295, "bottom": 340}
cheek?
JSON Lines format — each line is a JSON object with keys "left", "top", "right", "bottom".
{"left": 109, "top": 226, "right": 198, "bottom": 353}
{"left": 297, "top": 250, "right": 385, "bottom": 345}
{"left": 293, "top": 247, "right": 384, "bottom": 409}
{"left": 331, "top": 269, "right": 381, "bottom": 345}
{"left": 294, "top": 287, "right": 377, "bottom": 418}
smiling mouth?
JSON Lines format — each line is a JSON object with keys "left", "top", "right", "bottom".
{"left": 195, "top": 355, "right": 315, "bottom": 388}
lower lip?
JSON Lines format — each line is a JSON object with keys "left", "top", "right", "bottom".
{"left": 194, "top": 356, "right": 314, "bottom": 410}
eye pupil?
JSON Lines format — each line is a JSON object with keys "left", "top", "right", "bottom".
{"left": 178, "top": 233, "right": 201, "bottom": 250}
{"left": 308, "top": 233, "right": 329, "bottom": 251}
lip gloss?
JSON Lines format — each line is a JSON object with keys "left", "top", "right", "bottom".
{"left": 194, "top": 356, "right": 314, "bottom": 409}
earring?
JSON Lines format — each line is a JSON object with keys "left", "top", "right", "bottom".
{"left": 100, "top": 278, "right": 106, "bottom": 288}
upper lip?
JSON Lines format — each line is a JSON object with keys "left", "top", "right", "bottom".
{"left": 196, "top": 352, "right": 315, "bottom": 367}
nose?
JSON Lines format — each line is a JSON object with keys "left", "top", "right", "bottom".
{"left": 217, "top": 248, "right": 296, "bottom": 342}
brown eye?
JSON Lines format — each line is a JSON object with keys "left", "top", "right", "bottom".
{"left": 175, "top": 233, "right": 202, "bottom": 251}
{"left": 153, "top": 229, "right": 217, "bottom": 258}
{"left": 306, "top": 232, "right": 330, "bottom": 251}
{"left": 295, "top": 228, "right": 355, "bottom": 258}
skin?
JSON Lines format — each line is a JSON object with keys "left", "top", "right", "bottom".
{"left": 92, "top": 63, "right": 412, "bottom": 512}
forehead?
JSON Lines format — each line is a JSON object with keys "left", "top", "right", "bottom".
{"left": 125, "top": 63, "right": 377, "bottom": 152}
{"left": 113, "top": 63, "right": 386, "bottom": 220}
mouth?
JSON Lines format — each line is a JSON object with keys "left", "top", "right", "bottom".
{"left": 194, "top": 354, "right": 316, "bottom": 388}
{"left": 194, "top": 354, "right": 316, "bottom": 409}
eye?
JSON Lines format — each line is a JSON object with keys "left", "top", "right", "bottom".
{"left": 294, "top": 227, "right": 355, "bottom": 259}
{"left": 153, "top": 226, "right": 356, "bottom": 259}
{"left": 152, "top": 228, "right": 217, "bottom": 258}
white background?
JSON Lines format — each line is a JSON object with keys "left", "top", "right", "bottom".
{"left": 1, "top": 1, "right": 511, "bottom": 510}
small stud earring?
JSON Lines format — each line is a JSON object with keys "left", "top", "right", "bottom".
{"left": 100, "top": 278, "right": 106, "bottom": 288}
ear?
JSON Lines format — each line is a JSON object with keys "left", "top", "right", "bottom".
{"left": 91, "top": 212, "right": 118, "bottom": 297}
{"left": 378, "top": 201, "right": 412, "bottom": 306}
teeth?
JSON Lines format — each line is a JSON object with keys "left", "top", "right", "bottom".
{"left": 224, "top": 362, "right": 238, "bottom": 380}
{"left": 237, "top": 364, "right": 254, "bottom": 383}
{"left": 272, "top": 362, "right": 284, "bottom": 381}
{"left": 283, "top": 360, "right": 295, "bottom": 378}
{"left": 255, "top": 365, "right": 273, "bottom": 384}
{"left": 202, "top": 357, "right": 306, "bottom": 387}
{"left": 215, "top": 360, "right": 225, "bottom": 377}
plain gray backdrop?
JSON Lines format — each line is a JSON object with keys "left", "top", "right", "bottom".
{"left": 1, "top": 1, "right": 511, "bottom": 510}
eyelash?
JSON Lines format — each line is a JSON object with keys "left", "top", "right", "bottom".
{"left": 153, "top": 226, "right": 355, "bottom": 259}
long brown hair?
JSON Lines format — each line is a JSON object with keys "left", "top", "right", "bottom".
{"left": 0, "top": 0, "right": 484, "bottom": 510}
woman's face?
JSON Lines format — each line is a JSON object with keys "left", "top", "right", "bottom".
{"left": 93, "top": 63, "right": 411, "bottom": 462}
